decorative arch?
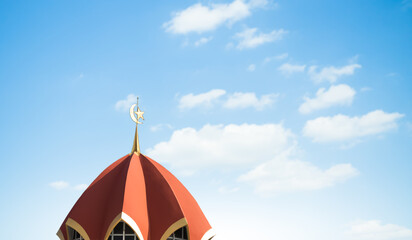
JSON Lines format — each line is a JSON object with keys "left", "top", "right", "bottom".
{"left": 104, "top": 212, "right": 144, "bottom": 240}
{"left": 166, "top": 226, "right": 189, "bottom": 240}
{"left": 161, "top": 218, "right": 188, "bottom": 240}
{"left": 107, "top": 221, "right": 138, "bottom": 240}
{"left": 66, "top": 218, "right": 90, "bottom": 240}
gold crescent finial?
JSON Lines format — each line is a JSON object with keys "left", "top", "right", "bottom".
{"left": 130, "top": 96, "right": 144, "bottom": 155}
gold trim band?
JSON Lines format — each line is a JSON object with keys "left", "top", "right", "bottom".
{"left": 56, "top": 229, "right": 65, "bottom": 240}
{"left": 104, "top": 213, "right": 122, "bottom": 240}
{"left": 66, "top": 218, "right": 90, "bottom": 240}
{"left": 160, "top": 218, "right": 188, "bottom": 240}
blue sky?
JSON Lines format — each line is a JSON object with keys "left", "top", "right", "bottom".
{"left": 1, "top": 0, "right": 412, "bottom": 239}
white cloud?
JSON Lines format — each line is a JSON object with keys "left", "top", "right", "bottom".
{"left": 239, "top": 153, "right": 359, "bottom": 194}
{"left": 115, "top": 94, "right": 137, "bottom": 112}
{"left": 164, "top": 0, "right": 261, "bottom": 34}
{"left": 223, "top": 92, "right": 278, "bottom": 110}
{"left": 49, "top": 181, "right": 89, "bottom": 191}
{"left": 248, "top": 0, "right": 269, "bottom": 8}
{"left": 49, "top": 181, "right": 69, "bottom": 190}
{"left": 178, "top": 89, "right": 226, "bottom": 110}
{"left": 194, "top": 36, "right": 213, "bottom": 46}
{"left": 74, "top": 184, "right": 88, "bottom": 191}
{"left": 147, "top": 123, "right": 296, "bottom": 170}
{"left": 303, "top": 110, "right": 404, "bottom": 142}
{"left": 178, "top": 89, "right": 277, "bottom": 111}
{"left": 347, "top": 220, "right": 412, "bottom": 240}
{"left": 147, "top": 123, "right": 357, "bottom": 194}
{"left": 235, "top": 27, "right": 287, "bottom": 49}
{"left": 299, "top": 84, "right": 356, "bottom": 114}
{"left": 278, "top": 63, "right": 306, "bottom": 75}
{"left": 247, "top": 64, "right": 256, "bottom": 72}
{"left": 308, "top": 64, "right": 362, "bottom": 83}
{"left": 263, "top": 53, "right": 288, "bottom": 63}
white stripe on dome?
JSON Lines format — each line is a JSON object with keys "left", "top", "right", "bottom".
{"left": 201, "top": 228, "right": 216, "bottom": 240}
{"left": 121, "top": 212, "right": 145, "bottom": 240}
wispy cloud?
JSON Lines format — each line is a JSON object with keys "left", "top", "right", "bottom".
{"left": 239, "top": 153, "right": 358, "bottom": 194}
{"left": 386, "top": 72, "right": 397, "bottom": 77}
{"left": 178, "top": 89, "right": 278, "bottom": 111}
{"left": 361, "top": 87, "right": 372, "bottom": 92}
{"left": 247, "top": 64, "right": 256, "bottom": 72}
{"left": 223, "top": 92, "right": 278, "bottom": 110}
{"left": 115, "top": 94, "right": 138, "bottom": 112}
{"left": 150, "top": 123, "right": 173, "bottom": 132}
{"left": 178, "top": 89, "right": 226, "bottom": 110}
{"left": 194, "top": 36, "right": 213, "bottom": 46}
{"left": 347, "top": 220, "right": 412, "bottom": 240}
{"left": 74, "top": 184, "right": 89, "bottom": 191}
{"left": 278, "top": 63, "right": 306, "bottom": 75}
{"left": 402, "top": 0, "right": 412, "bottom": 9}
{"left": 407, "top": 122, "right": 412, "bottom": 132}
{"left": 49, "top": 181, "right": 69, "bottom": 190}
{"left": 308, "top": 64, "right": 361, "bottom": 83}
{"left": 49, "top": 181, "right": 88, "bottom": 191}
{"left": 263, "top": 53, "right": 288, "bottom": 64}
{"left": 303, "top": 110, "right": 404, "bottom": 142}
{"left": 235, "top": 27, "right": 287, "bottom": 49}
{"left": 163, "top": 0, "right": 267, "bottom": 34}
{"left": 299, "top": 84, "right": 356, "bottom": 114}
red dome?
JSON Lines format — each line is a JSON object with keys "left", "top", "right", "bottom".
{"left": 57, "top": 153, "right": 214, "bottom": 240}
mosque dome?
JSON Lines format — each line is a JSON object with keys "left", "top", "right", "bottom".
{"left": 57, "top": 98, "right": 214, "bottom": 240}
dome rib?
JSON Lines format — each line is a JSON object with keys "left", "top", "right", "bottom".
{"left": 145, "top": 156, "right": 213, "bottom": 240}
{"left": 139, "top": 154, "right": 185, "bottom": 240}
{"left": 121, "top": 153, "right": 149, "bottom": 240}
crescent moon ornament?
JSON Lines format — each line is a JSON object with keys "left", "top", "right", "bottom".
{"left": 129, "top": 104, "right": 144, "bottom": 124}
{"left": 130, "top": 96, "right": 144, "bottom": 155}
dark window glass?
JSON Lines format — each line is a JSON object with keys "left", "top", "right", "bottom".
{"left": 183, "top": 227, "right": 188, "bottom": 239}
{"left": 175, "top": 228, "right": 183, "bottom": 238}
{"left": 125, "top": 223, "right": 134, "bottom": 234}
{"left": 108, "top": 221, "right": 139, "bottom": 240}
{"left": 68, "top": 227, "right": 84, "bottom": 240}
{"left": 113, "top": 222, "right": 123, "bottom": 234}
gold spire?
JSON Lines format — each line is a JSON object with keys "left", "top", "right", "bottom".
{"left": 129, "top": 97, "right": 144, "bottom": 155}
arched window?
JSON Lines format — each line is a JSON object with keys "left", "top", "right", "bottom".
{"left": 68, "top": 226, "right": 84, "bottom": 240}
{"left": 108, "top": 221, "right": 139, "bottom": 240}
{"left": 167, "top": 226, "right": 188, "bottom": 240}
